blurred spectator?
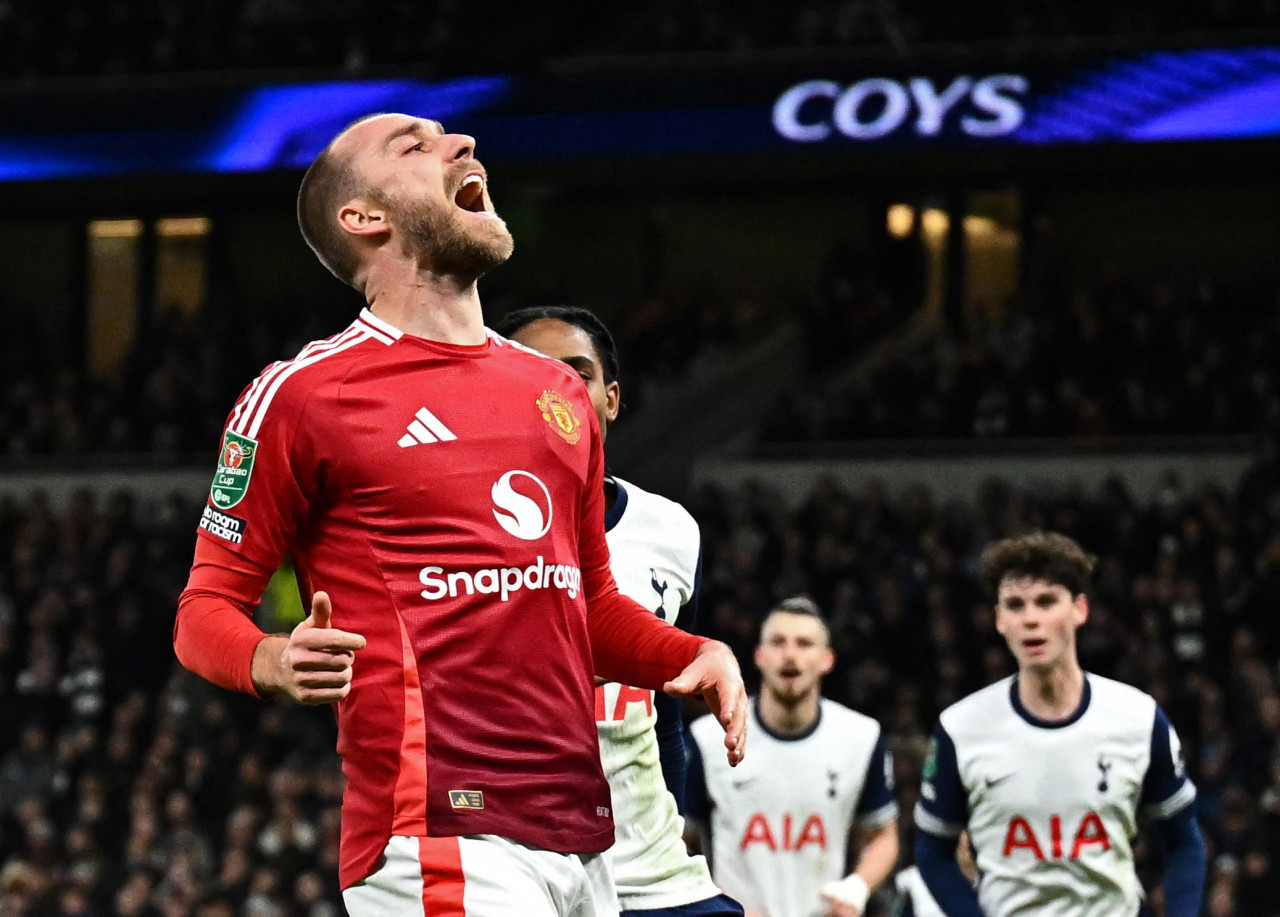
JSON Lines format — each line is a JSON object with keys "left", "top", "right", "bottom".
{"left": 0, "top": 284, "right": 778, "bottom": 461}
{"left": 764, "top": 276, "right": 1280, "bottom": 444}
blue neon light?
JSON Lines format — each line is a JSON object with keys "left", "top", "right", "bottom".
{"left": 1017, "top": 47, "right": 1280, "bottom": 143}
{"left": 0, "top": 76, "right": 511, "bottom": 182}
{"left": 0, "top": 143, "right": 106, "bottom": 181}
{"left": 206, "top": 77, "right": 511, "bottom": 172}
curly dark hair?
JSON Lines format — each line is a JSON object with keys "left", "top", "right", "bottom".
{"left": 979, "top": 531, "right": 1097, "bottom": 601}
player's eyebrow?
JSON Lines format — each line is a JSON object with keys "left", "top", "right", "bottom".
{"left": 383, "top": 119, "right": 445, "bottom": 148}
{"left": 559, "top": 355, "right": 596, "bottom": 376}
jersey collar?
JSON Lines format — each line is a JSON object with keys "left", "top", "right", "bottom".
{"left": 752, "top": 695, "right": 824, "bottom": 742}
{"left": 358, "top": 308, "right": 404, "bottom": 340}
{"left": 604, "top": 475, "right": 628, "bottom": 532}
{"left": 1009, "top": 674, "right": 1092, "bottom": 729}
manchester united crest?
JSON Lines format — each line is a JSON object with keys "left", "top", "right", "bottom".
{"left": 536, "top": 390, "right": 582, "bottom": 444}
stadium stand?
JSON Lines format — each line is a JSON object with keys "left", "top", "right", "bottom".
{"left": 1, "top": 1, "right": 1279, "bottom": 81}
{"left": 4, "top": 271, "right": 1276, "bottom": 461}
{"left": 2, "top": 451, "right": 1278, "bottom": 913}
{"left": 765, "top": 274, "right": 1280, "bottom": 443}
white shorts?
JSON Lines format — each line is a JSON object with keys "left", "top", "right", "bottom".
{"left": 343, "top": 834, "right": 620, "bottom": 917}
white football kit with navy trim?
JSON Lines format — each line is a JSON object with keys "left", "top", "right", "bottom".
{"left": 688, "top": 698, "right": 897, "bottom": 917}
{"left": 915, "top": 673, "right": 1196, "bottom": 916}
{"left": 598, "top": 477, "right": 722, "bottom": 911}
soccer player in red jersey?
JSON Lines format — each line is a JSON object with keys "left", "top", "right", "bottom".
{"left": 173, "top": 113, "right": 747, "bottom": 916}
{"left": 499, "top": 306, "right": 744, "bottom": 917}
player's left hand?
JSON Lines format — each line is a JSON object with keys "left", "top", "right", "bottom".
{"left": 663, "top": 640, "right": 747, "bottom": 766}
{"left": 820, "top": 874, "right": 869, "bottom": 917}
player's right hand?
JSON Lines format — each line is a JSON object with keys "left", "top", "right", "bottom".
{"left": 663, "top": 640, "right": 748, "bottom": 767}
{"left": 275, "top": 590, "right": 366, "bottom": 705}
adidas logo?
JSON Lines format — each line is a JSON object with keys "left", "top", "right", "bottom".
{"left": 399, "top": 408, "right": 458, "bottom": 447}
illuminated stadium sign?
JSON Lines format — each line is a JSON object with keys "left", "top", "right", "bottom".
{"left": 771, "top": 75, "right": 1030, "bottom": 142}
{"left": 2, "top": 45, "right": 1280, "bottom": 181}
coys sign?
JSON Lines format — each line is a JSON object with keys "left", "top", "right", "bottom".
{"left": 772, "top": 74, "right": 1028, "bottom": 143}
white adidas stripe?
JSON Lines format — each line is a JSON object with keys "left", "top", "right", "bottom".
{"left": 398, "top": 425, "right": 433, "bottom": 447}
{"left": 230, "top": 326, "right": 364, "bottom": 433}
{"left": 415, "top": 407, "right": 456, "bottom": 441}
{"left": 233, "top": 310, "right": 402, "bottom": 431}
{"left": 398, "top": 408, "right": 457, "bottom": 447}
{"left": 240, "top": 331, "right": 376, "bottom": 439}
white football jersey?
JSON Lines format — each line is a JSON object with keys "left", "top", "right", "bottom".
{"left": 915, "top": 674, "right": 1196, "bottom": 917}
{"left": 689, "top": 698, "right": 898, "bottom": 917}
{"left": 597, "top": 476, "right": 721, "bottom": 910}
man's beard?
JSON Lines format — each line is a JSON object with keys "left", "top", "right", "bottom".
{"left": 386, "top": 192, "right": 514, "bottom": 280}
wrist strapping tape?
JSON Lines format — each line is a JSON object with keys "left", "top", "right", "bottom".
{"left": 820, "top": 873, "right": 870, "bottom": 913}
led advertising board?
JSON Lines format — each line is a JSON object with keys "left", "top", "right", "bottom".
{"left": 2, "top": 46, "right": 1279, "bottom": 181}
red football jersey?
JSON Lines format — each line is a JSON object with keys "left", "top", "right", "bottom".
{"left": 176, "top": 309, "right": 702, "bottom": 888}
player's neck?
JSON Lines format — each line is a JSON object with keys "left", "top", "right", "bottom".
{"left": 758, "top": 688, "right": 820, "bottom": 736}
{"left": 365, "top": 262, "right": 487, "bottom": 344}
{"left": 1017, "top": 660, "right": 1085, "bottom": 722}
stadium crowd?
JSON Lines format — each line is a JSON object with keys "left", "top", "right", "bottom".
{"left": 0, "top": 286, "right": 769, "bottom": 462}
{"left": 2, "top": 442, "right": 1279, "bottom": 914}
{"left": 0, "top": 0, "right": 1277, "bottom": 82}
{"left": 768, "top": 274, "right": 1280, "bottom": 443}
{"left": 6, "top": 269, "right": 1272, "bottom": 462}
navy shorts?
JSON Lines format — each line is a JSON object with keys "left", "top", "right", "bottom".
{"left": 622, "top": 894, "right": 744, "bottom": 917}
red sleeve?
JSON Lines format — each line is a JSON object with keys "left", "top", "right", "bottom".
{"left": 174, "top": 536, "right": 280, "bottom": 696}
{"left": 576, "top": 414, "right": 706, "bottom": 687}
{"left": 589, "top": 589, "right": 707, "bottom": 688}
{"left": 174, "top": 378, "right": 315, "bottom": 696}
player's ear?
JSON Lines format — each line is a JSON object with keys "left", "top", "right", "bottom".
{"left": 604, "top": 381, "right": 620, "bottom": 424}
{"left": 338, "top": 198, "right": 390, "bottom": 237}
{"left": 1073, "top": 593, "right": 1089, "bottom": 627}
{"left": 820, "top": 646, "right": 835, "bottom": 676}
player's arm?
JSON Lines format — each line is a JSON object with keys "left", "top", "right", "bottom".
{"left": 913, "top": 724, "right": 983, "bottom": 917}
{"left": 1142, "top": 707, "right": 1206, "bottom": 917}
{"left": 174, "top": 400, "right": 363, "bottom": 704}
{"left": 654, "top": 549, "right": 705, "bottom": 808}
{"left": 682, "top": 729, "right": 711, "bottom": 858}
{"left": 578, "top": 433, "right": 746, "bottom": 764}
{"left": 178, "top": 539, "right": 363, "bottom": 703}
{"left": 822, "top": 733, "right": 900, "bottom": 916}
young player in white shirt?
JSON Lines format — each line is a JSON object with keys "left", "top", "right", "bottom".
{"left": 914, "top": 531, "right": 1207, "bottom": 916}
{"left": 688, "top": 597, "right": 899, "bottom": 917}
{"left": 499, "top": 306, "right": 743, "bottom": 917}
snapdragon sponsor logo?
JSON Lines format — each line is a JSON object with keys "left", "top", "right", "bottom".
{"left": 419, "top": 555, "right": 581, "bottom": 602}
{"left": 772, "top": 74, "right": 1028, "bottom": 143}
{"left": 491, "top": 470, "right": 553, "bottom": 541}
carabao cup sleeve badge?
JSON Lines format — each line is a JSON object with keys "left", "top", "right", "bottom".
{"left": 536, "top": 390, "right": 582, "bottom": 445}
{"left": 210, "top": 431, "right": 258, "bottom": 509}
